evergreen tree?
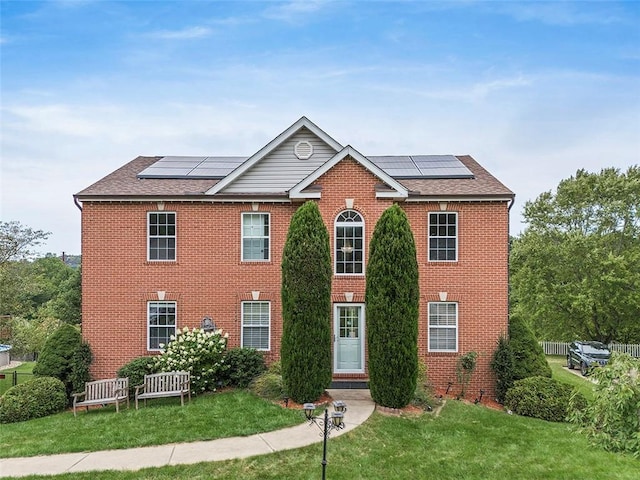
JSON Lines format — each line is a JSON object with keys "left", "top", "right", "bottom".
{"left": 281, "top": 201, "right": 332, "bottom": 403}
{"left": 365, "top": 204, "right": 419, "bottom": 408}
{"left": 509, "top": 314, "right": 551, "bottom": 380}
{"left": 33, "top": 323, "right": 92, "bottom": 401}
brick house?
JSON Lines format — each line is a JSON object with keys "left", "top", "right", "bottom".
{"left": 74, "top": 117, "right": 514, "bottom": 397}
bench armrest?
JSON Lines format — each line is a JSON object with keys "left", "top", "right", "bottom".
{"left": 114, "top": 386, "right": 128, "bottom": 397}
{"left": 134, "top": 384, "right": 146, "bottom": 395}
{"left": 72, "top": 392, "right": 86, "bottom": 400}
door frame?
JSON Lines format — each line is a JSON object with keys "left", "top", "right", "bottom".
{"left": 333, "top": 303, "right": 365, "bottom": 374}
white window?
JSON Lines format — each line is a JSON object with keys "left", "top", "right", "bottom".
{"left": 335, "top": 210, "right": 364, "bottom": 275}
{"left": 241, "top": 301, "right": 270, "bottom": 350}
{"left": 148, "top": 301, "right": 177, "bottom": 350}
{"left": 428, "top": 302, "right": 458, "bottom": 352}
{"left": 148, "top": 212, "right": 176, "bottom": 261}
{"left": 429, "top": 212, "right": 457, "bottom": 261}
{"left": 242, "top": 213, "right": 270, "bottom": 261}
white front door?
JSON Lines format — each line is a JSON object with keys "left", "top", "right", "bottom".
{"left": 334, "top": 304, "right": 365, "bottom": 374}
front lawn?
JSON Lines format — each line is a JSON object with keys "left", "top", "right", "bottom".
{"left": 0, "top": 361, "right": 35, "bottom": 395}
{"left": 14, "top": 400, "right": 639, "bottom": 480}
{"left": 547, "top": 355, "right": 594, "bottom": 400}
{"left": 0, "top": 390, "right": 303, "bottom": 458}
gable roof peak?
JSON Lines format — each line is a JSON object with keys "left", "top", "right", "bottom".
{"left": 205, "top": 116, "right": 343, "bottom": 195}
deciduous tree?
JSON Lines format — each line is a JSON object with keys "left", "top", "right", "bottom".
{"left": 511, "top": 167, "right": 640, "bottom": 343}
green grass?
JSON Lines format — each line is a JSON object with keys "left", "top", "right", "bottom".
{"left": 0, "top": 361, "right": 35, "bottom": 395}
{"left": 0, "top": 390, "right": 303, "bottom": 458}
{"left": 13, "top": 401, "right": 639, "bottom": 480}
{"left": 546, "top": 355, "right": 595, "bottom": 400}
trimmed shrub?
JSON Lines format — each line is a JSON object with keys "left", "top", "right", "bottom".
{"left": 69, "top": 342, "right": 93, "bottom": 394}
{"left": 505, "top": 376, "right": 585, "bottom": 422}
{"left": 366, "top": 204, "right": 419, "bottom": 408}
{"left": 250, "top": 362, "right": 285, "bottom": 401}
{"left": 509, "top": 314, "right": 551, "bottom": 380}
{"left": 33, "top": 324, "right": 91, "bottom": 401}
{"left": 281, "top": 201, "right": 332, "bottom": 403}
{"left": 154, "top": 326, "right": 229, "bottom": 394}
{"left": 491, "top": 334, "right": 516, "bottom": 403}
{"left": 222, "top": 348, "right": 267, "bottom": 388}
{"left": 0, "top": 377, "right": 66, "bottom": 423}
{"left": 117, "top": 356, "right": 157, "bottom": 396}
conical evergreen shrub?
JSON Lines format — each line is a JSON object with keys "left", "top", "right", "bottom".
{"left": 281, "top": 201, "right": 332, "bottom": 403}
{"left": 365, "top": 204, "right": 419, "bottom": 408}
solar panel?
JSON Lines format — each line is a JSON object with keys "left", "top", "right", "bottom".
{"left": 369, "top": 156, "right": 421, "bottom": 177}
{"left": 411, "top": 155, "right": 474, "bottom": 178}
{"left": 138, "top": 156, "right": 246, "bottom": 179}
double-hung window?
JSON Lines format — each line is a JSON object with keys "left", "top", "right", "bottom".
{"left": 148, "top": 212, "right": 176, "bottom": 261}
{"left": 428, "top": 212, "right": 457, "bottom": 261}
{"left": 428, "top": 302, "right": 458, "bottom": 352}
{"left": 242, "top": 213, "right": 270, "bottom": 261}
{"left": 335, "top": 210, "right": 364, "bottom": 274}
{"left": 241, "top": 301, "right": 270, "bottom": 350}
{"left": 148, "top": 301, "right": 177, "bottom": 350}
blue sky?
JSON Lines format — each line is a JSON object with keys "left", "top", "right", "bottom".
{"left": 1, "top": 0, "right": 639, "bottom": 255}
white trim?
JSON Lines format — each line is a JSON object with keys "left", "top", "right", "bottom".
{"left": 333, "top": 303, "right": 366, "bottom": 374}
{"left": 206, "top": 117, "right": 342, "bottom": 195}
{"left": 241, "top": 212, "right": 271, "bottom": 262}
{"left": 427, "top": 301, "right": 458, "bottom": 353}
{"left": 147, "top": 211, "right": 177, "bottom": 262}
{"left": 289, "top": 146, "right": 409, "bottom": 200}
{"left": 147, "top": 300, "right": 177, "bottom": 352}
{"left": 241, "top": 300, "right": 271, "bottom": 351}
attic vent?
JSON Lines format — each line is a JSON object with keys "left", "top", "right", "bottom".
{"left": 294, "top": 140, "right": 313, "bottom": 160}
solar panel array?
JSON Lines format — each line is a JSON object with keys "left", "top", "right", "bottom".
{"left": 137, "top": 154, "right": 473, "bottom": 180}
{"left": 137, "top": 156, "right": 246, "bottom": 179}
{"left": 369, "top": 155, "right": 474, "bottom": 179}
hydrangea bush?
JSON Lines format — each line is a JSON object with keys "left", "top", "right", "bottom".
{"left": 155, "top": 326, "right": 229, "bottom": 394}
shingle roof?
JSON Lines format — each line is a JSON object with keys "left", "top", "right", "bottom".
{"left": 74, "top": 154, "right": 513, "bottom": 200}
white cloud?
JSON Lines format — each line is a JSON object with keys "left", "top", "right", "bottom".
{"left": 263, "top": 0, "right": 332, "bottom": 22}
{"left": 143, "top": 26, "right": 213, "bottom": 40}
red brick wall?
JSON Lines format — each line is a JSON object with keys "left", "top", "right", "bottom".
{"left": 81, "top": 157, "right": 509, "bottom": 399}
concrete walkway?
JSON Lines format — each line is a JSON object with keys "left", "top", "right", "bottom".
{"left": 0, "top": 389, "right": 374, "bottom": 478}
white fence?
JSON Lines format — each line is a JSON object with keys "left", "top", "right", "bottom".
{"left": 540, "top": 341, "right": 640, "bottom": 358}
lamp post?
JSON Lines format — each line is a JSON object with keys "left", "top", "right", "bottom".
{"left": 303, "top": 400, "right": 348, "bottom": 480}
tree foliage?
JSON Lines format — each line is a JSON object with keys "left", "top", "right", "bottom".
{"left": 0, "top": 256, "right": 80, "bottom": 322}
{"left": 281, "top": 201, "right": 332, "bottom": 403}
{"left": 511, "top": 167, "right": 640, "bottom": 343}
{"left": 568, "top": 352, "right": 640, "bottom": 456}
{"left": 365, "top": 204, "right": 419, "bottom": 408}
{"left": 0, "top": 221, "right": 50, "bottom": 265}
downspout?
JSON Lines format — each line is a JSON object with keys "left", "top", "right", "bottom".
{"left": 74, "top": 196, "right": 82, "bottom": 212}
{"left": 507, "top": 196, "right": 515, "bottom": 335}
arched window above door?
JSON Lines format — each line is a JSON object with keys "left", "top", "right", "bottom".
{"left": 335, "top": 210, "right": 364, "bottom": 275}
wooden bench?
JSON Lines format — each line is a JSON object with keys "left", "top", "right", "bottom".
{"left": 134, "top": 371, "right": 191, "bottom": 409}
{"left": 72, "top": 378, "right": 129, "bottom": 417}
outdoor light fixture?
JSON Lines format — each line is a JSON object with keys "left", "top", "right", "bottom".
{"left": 200, "top": 316, "right": 215, "bottom": 332}
{"left": 302, "top": 401, "right": 348, "bottom": 480}
{"left": 340, "top": 241, "right": 353, "bottom": 255}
